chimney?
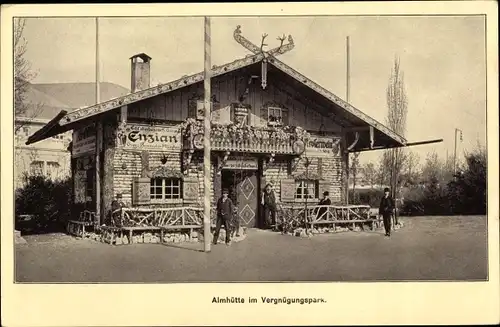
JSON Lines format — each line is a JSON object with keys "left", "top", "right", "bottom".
{"left": 130, "top": 53, "right": 152, "bottom": 92}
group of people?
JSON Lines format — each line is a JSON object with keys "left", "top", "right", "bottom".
{"left": 214, "top": 184, "right": 397, "bottom": 245}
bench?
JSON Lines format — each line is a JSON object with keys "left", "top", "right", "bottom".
{"left": 308, "top": 219, "right": 378, "bottom": 231}
{"left": 67, "top": 220, "right": 95, "bottom": 237}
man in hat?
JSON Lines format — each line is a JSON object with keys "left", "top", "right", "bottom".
{"left": 214, "top": 189, "right": 234, "bottom": 246}
{"left": 109, "top": 193, "right": 125, "bottom": 225}
{"left": 316, "top": 191, "right": 332, "bottom": 220}
{"left": 262, "top": 183, "right": 278, "bottom": 229}
{"left": 379, "top": 187, "right": 395, "bottom": 237}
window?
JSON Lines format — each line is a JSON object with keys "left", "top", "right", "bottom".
{"left": 30, "top": 161, "right": 44, "bottom": 176}
{"left": 150, "top": 178, "right": 183, "bottom": 200}
{"left": 46, "top": 161, "right": 60, "bottom": 178}
{"left": 267, "top": 107, "right": 283, "bottom": 126}
{"left": 295, "top": 180, "right": 319, "bottom": 199}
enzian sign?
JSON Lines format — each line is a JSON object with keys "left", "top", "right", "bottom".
{"left": 117, "top": 124, "right": 182, "bottom": 151}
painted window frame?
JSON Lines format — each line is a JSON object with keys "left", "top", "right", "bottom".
{"left": 294, "top": 179, "right": 319, "bottom": 200}
{"left": 150, "top": 177, "right": 183, "bottom": 202}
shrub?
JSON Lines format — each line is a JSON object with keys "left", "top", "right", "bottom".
{"left": 15, "top": 175, "right": 72, "bottom": 233}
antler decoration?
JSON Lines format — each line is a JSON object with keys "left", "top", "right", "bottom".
{"left": 260, "top": 33, "right": 269, "bottom": 52}
{"left": 233, "top": 26, "right": 295, "bottom": 90}
{"left": 233, "top": 25, "right": 295, "bottom": 57}
{"left": 267, "top": 35, "right": 295, "bottom": 56}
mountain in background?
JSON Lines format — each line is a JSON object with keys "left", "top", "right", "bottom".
{"left": 20, "top": 82, "right": 129, "bottom": 121}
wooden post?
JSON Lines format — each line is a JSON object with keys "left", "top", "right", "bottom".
{"left": 342, "top": 133, "right": 350, "bottom": 205}
{"left": 95, "top": 121, "right": 102, "bottom": 225}
{"left": 203, "top": 16, "right": 212, "bottom": 252}
{"left": 94, "top": 17, "right": 102, "bottom": 226}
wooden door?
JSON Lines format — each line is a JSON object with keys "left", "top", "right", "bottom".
{"left": 235, "top": 170, "right": 259, "bottom": 228}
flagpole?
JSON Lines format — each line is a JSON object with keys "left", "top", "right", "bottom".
{"left": 203, "top": 17, "right": 212, "bottom": 252}
{"left": 94, "top": 17, "right": 102, "bottom": 226}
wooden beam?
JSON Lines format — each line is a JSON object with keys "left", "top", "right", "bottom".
{"left": 369, "top": 126, "right": 374, "bottom": 149}
{"left": 120, "top": 105, "right": 128, "bottom": 124}
{"left": 351, "top": 138, "right": 444, "bottom": 153}
{"left": 347, "top": 132, "right": 360, "bottom": 151}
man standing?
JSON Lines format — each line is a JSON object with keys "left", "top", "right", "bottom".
{"left": 379, "top": 187, "right": 395, "bottom": 237}
{"left": 214, "top": 189, "right": 234, "bottom": 246}
{"left": 316, "top": 191, "right": 332, "bottom": 219}
{"left": 262, "top": 184, "right": 277, "bottom": 230}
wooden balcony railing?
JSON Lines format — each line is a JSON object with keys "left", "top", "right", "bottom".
{"left": 181, "top": 118, "right": 310, "bottom": 155}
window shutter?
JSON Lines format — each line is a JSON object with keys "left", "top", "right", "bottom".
{"left": 318, "top": 180, "right": 330, "bottom": 199}
{"left": 260, "top": 107, "right": 268, "bottom": 126}
{"left": 188, "top": 100, "right": 197, "bottom": 119}
{"left": 132, "top": 177, "right": 150, "bottom": 205}
{"left": 140, "top": 151, "right": 150, "bottom": 178}
{"left": 280, "top": 178, "right": 296, "bottom": 202}
{"left": 282, "top": 108, "right": 289, "bottom": 126}
{"left": 183, "top": 177, "right": 199, "bottom": 203}
{"left": 317, "top": 157, "right": 323, "bottom": 179}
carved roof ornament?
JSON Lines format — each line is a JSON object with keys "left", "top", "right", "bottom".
{"left": 233, "top": 25, "right": 295, "bottom": 90}
{"left": 233, "top": 25, "right": 295, "bottom": 57}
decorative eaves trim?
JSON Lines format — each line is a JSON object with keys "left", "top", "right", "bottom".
{"left": 268, "top": 57, "right": 407, "bottom": 146}
{"left": 60, "top": 53, "right": 265, "bottom": 126}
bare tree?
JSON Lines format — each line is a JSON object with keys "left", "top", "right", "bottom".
{"left": 14, "top": 18, "right": 40, "bottom": 133}
{"left": 349, "top": 152, "right": 361, "bottom": 191}
{"left": 384, "top": 57, "right": 408, "bottom": 199}
{"left": 401, "top": 150, "right": 420, "bottom": 186}
{"left": 362, "top": 162, "right": 377, "bottom": 189}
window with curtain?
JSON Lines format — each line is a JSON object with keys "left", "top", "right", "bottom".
{"left": 295, "top": 179, "right": 319, "bottom": 199}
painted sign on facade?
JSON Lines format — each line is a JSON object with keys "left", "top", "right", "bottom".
{"left": 72, "top": 124, "right": 96, "bottom": 157}
{"left": 305, "top": 134, "right": 341, "bottom": 157}
{"left": 211, "top": 105, "right": 232, "bottom": 125}
{"left": 117, "top": 124, "right": 182, "bottom": 151}
{"left": 222, "top": 157, "right": 259, "bottom": 170}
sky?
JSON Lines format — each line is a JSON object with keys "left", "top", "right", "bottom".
{"left": 22, "top": 16, "right": 486, "bottom": 166}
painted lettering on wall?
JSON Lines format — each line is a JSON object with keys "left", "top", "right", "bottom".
{"left": 118, "top": 124, "right": 182, "bottom": 151}
{"left": 72, "top": 124, "right": 96, "bottom": 157}
{"left": 222, "top": 157, "right": 259, "bottom": 170}
{"left": 306, "top": 135, "right": 341, "bottom": 156}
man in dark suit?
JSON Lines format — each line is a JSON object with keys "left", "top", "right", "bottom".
{"left": 261, "top": 184, "right": 277, "bottom": 229}
{"left": 317, "top": 191, "right": 332, "bottom": 220}
{"left": 379, "top": 187, "right": 395, "bottom": 237}
{"left": 214, "top": 189, "right": 234, "bottom": 246}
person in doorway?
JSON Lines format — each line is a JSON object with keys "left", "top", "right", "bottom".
{"left": 214, "top": 189, "right": 234, "bottom": 246}
{"left": 316, "top": 191, "right": 332, "bottom": 220}
{"left": 379, "top": 187, "right": 395, "bottom": 237}
{"left": 262, "top": 183, "right": 277, "bottom": 230}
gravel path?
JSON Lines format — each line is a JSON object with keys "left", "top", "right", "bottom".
{"left": 15, "top": 216, "right": 488, "bottom": 282}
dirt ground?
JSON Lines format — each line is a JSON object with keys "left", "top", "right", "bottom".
{"left": 14, "top": 216, "right": 488, "bottom": 282}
